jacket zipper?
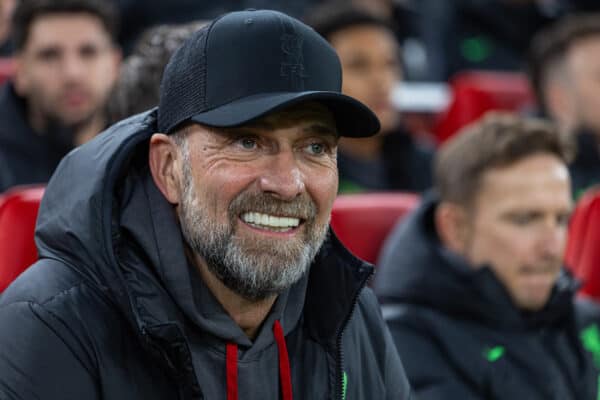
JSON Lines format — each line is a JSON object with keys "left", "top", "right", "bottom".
{"left": 335, "top": 268, "right": 374, "bottom": 400}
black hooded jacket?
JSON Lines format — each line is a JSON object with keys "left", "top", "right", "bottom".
{"left": 374, "top": 194, "right": 600, "bottom": 400}
{"left": 0, "top": 110, "right": 410, "bottom": 399}
{"left": 0, "top": 83, "right": 74, "bottom": 192}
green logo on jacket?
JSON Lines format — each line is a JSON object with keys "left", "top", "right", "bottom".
{"left": 580, "top": 324, "right": 600, "bottom": 400}
{"left": 483, "top": 346, "right": 505, "bottom": 362}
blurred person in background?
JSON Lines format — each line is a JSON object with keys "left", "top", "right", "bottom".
{"left": 0, "top": 0, "right": 121, "bottom": 193}
{"left": 306, "top": 2, "right": 433, "bottom": 193}
{"left": 107, "top": 20, "right": 206, "bottom": 124}
{"left": 0, "top": 0, "right": 16, "bottom": 55}
{"left": 114, "top": 0, "right": 322, "bottom": 54}
{"left": 375, "top": 113, "right": 600, "bottom": 399}
{"left": 529, "top": 13, "right": 600, "bottom": 198}
{"left": 413, "top": 0, "right": 575, "bottom": 81}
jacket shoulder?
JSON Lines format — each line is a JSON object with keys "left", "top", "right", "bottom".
{"left": 383, "top": 303, "right": 483, "bottom": 400}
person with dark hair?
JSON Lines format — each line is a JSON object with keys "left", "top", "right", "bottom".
{"left": 529, "top": 13, "right": 600, "bottom": 197}
{"left": 375, "top": 112, "right": 600, "bottom": 399}
{"left": 0, "top": 0, "right": 121, "bottom": 192}
{"left": 306, "top": 2, "right": 433, "bottom": 193}
{"left": 0, "top": 10, "right": 411, "bottom": 399}
{"left": 107, "top": 20, "right": 207, "bottom": 124}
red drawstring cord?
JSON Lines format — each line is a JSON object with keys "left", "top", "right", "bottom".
{"left": 273, "top": 320, "right": 293, "bottom": 400}
{"left": 226, "top": 343, "right": 238, "bottom": 400}
{"left": 225, "top": 320, "right": 293, "bottom": 400}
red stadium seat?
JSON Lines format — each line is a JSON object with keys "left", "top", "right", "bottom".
{"left": 435, "top": 71, "right": 534, "bottom": 144}
{"left": 0, "top": 186, "right": 45, "bottom": 292}
{"left": 0, "top": 57, "right": 15, "bottom": 86}
{"left": 565, "top": 188, "right": 600, "bottom": 301}
{"left": 331, "top": 192, "right": 420, "bottom": 264}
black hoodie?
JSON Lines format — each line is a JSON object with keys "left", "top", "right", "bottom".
{"left": 0, "top": 110, "right": 411, "bottom": 399}
{"left": 374, "top": 194, "right": 600, "bottom": 400}
{"left": 0, "top": 83, "right": 75, "bottom": 192}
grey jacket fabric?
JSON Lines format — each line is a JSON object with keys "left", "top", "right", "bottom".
{"left": 0, "top": 109, "right": 411, "bottom": 400}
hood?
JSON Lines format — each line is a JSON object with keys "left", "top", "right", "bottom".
{"left": 35, "top": 110, "right": 158, "bottom": 324}
{"left": 374, "top": 192, "right": 579, "bottom": 330}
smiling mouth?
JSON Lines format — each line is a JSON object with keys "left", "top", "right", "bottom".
{"left": 240, "top": 212, "right": 302, "bottom": 232}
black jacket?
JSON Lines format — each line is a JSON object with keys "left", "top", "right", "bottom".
{"left": 0, "top": 83, "right": 74, "bottom": 192}
{"left": 337, "top": 126, "right": 433, "bottom": 194}
{"left": 374, "top": 194, "right": 600, "bottom": 400}
{"left": 0, "top": 110, "right": 411, "bottom": 399}
{"left": 570, "top": 129, "right": 600, "bottom": 199}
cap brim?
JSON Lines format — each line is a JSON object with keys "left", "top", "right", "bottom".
{"left": 189, "top": 91, "right": 380, "bottom": 137}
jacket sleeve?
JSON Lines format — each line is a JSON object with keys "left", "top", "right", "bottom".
{"left": 0, "top": 301, "right": 100, "bottom": 400}
{"left": 386, "top": 317, "right": 480, "bottom": 400}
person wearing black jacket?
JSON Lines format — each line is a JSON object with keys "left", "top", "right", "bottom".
{"left": 528, "top": 14, "right": 600, "bottom": 198}
{"left": 305, "top": 3, "right": 434, "bottom": 194}
{"left": 375, "top": 113, "right": 600, "bottom": 399}
{"left": 0, "top": 10, "right": 410, "bottom": 399}
{"left": 0, "top": 0, "right": 121, "bottom": 193}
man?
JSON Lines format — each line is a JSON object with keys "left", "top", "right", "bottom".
{"left": 306, "top": 3, "right": 433, "bottom": 193}
{"left": 375, "top": 113, "right": 600, "bottom": 399}
{"left": 529, "top": 14, "right": 600, "bottom": 197}
{"left": 0, "top": 0, "right": 121, "bottom": 192}
{"left": 0, "top": 10, "right": 410, "bottom": 399}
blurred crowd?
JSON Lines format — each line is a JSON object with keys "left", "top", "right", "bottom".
{"left": 2, "top": 0, "right": 600, "bottom": 195}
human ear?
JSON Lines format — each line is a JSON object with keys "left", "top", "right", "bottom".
{"left": 435, "top": 202, "right": 469, "bottom": 255}
{"left": 148, "top": 133, "right": 182, "bottom": 205}
{"left": 12, "top": 56, "right": 29, "bottom": 96}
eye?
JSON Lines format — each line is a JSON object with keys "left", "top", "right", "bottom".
{"left": 37, "top": 48, "right": 60, "bottom": 62}
{"left": 557, "top": 213, "right": 571, "bottom": 227}
{"left": 308, "top": 142, "right": 325, "bottom": 155}
{"left": 79, "top": 44, "right": 100, "bottom": 59}
{"left": 507, "top": 213, "right": 536, "bottom": 226}
{"left": 237, "top": 136, "right": 257, "bottom": 150}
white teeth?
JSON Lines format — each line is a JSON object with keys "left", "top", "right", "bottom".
{"left": 241, "top": 212, "right": 300, "bottom": 228}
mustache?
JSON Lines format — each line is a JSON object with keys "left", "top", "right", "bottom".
{"left": 229, "top": 191, "right": 317, "bottom": 221}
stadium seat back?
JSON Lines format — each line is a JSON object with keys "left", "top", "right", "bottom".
{"left": 0, "top": 186, "right": 44, "bottom": 292}
{"left": 565, "top": 188, "right": 600, "bottom": 300}
{"left": 331, "top": 193, "right": 420, "bottom": 264}
{"left": 435, "top": 71, "right": 534, "bottom": 144}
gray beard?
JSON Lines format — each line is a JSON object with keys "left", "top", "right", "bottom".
{"left": 177, "top": 159, "right": 329, "bottom": 301}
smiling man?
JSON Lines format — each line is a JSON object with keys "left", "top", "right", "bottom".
{"left": 375, "top": 113, "right": 600, "bottom": 400}
{"left": 0, "top": 9, "right": 410, "bottom": 400}
{"left": 0, "top": 0, "right": 121, "bottom": 192}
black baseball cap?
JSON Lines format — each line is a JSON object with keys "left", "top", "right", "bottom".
{"left": 157, "top": 9, "right": 380, "bottom": 137}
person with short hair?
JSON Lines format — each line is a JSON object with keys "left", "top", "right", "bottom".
{"left": 306, "top": 2, "right": 433, "bottom": 193}
{"left": 0, "top": 0, "right": 121, "bottom": 192}
{"left": 529, "top": 13, "right": 600, "bottom": 197}
{"left": 375, "top": 112, "right": 600, "bottom": 399}
{"left": 0, "top": 10, "right": 411, "bottom": 399}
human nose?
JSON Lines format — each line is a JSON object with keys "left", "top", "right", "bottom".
{"left": 61, "top": 52, "right": 86, "bottom": 80}
{"left": 257, "top": 150, "right": 305, "bottom": 201}
{"left": 538, "top": 220, "right": 567, "bottom": 258}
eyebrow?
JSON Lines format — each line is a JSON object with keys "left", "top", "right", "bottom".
{"left": 302, "top": 123, "right": 337, "bottom": 138}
